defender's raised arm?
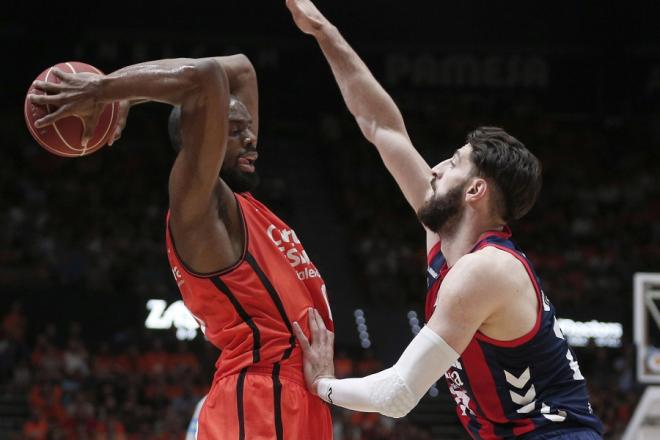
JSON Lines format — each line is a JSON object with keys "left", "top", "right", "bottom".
{"left": 286, "top": 0, "right": 433, "bottom": 213}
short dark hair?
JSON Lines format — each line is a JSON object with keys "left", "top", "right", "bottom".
{"left": 467, "top": 127, "right": 542, "bottom": 222}
{"left": 168, "top": 106, "right": 183, "bottom": 153}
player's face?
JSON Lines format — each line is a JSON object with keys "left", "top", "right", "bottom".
{"left": 221, "top": 99, "right": 259, "bottom": 193}
{"left": 417, "top": 145, "right": 474, "bottom": 234}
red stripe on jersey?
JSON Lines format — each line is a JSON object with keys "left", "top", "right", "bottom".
{"left": 475, "top": 228, "right": 511, "bottom": 242}
{"left": 473, "top": 243, "right": 543, "bottom": 348}
{"left": 427, "top": 240, "right": 443, "bottom": 264}
{"left": 512, "top": 418, "right": 536, "bottom": 437}
{"left": 461, "top": 341, "right": 506, "bottom": 439}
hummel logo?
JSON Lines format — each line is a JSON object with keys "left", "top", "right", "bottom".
{"left": 505, "top": 366, "right": 537, "bottom": 414}
{"left": 510, "top": 386, "right": 536, "bottom": 405}
{"left": 504, "top": 367, "right": 530, "bottom": 389}
{"left": 541, "top": 403, "right": 567, "bottom": 422}
{"left": 327, "top": 387, "right": 333, "bottom": 404}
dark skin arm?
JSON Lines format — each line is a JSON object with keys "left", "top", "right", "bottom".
{"left": 209, "top": 55, "right": 259, "bottom": 139}
{"left": 170, "top": 55, "right": 259, "bottom": 272}
{"left": 29, "top": 56, "right": 258, "bottom": 272}
{"left": 110, "top": 55, "right": 259, "bottom": 146}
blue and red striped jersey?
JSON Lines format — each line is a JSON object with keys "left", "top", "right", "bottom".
{"left": 425, "top": 228, "right": 603, "bottom": 439}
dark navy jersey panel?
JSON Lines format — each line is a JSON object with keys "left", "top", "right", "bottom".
{"left": 425, "top": 229, "right": 603, "bottom": 439}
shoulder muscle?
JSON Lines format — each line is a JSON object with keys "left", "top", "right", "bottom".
{"left": 426, "top": 248, "right": 524, "bottom": 354}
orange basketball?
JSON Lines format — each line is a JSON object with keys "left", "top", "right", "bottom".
{"left": 24, "top": 62, "right": 119, "bottom": 157}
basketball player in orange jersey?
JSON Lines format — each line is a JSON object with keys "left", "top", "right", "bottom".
{"left": 286, "top": 1, "right": 603, "bottom": 439}
{"left": 28, "top": 54, "right": 333, "bottom": 439}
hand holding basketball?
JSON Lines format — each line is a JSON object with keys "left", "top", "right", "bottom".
{"left": 24, "top": 62, "right": 119, "bottom": 157}
{"left": 108, "top": 100, "right": 131, "bottom": 146}
{"left": 29, "top": 68, "right": 107, "bottom": 147}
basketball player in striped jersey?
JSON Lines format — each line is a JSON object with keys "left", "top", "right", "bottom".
{"left": 286, "top": 1, "right": 604, "bottom": 439}
{"left": 28, "top": 55, "right": 333, "bottom": 439}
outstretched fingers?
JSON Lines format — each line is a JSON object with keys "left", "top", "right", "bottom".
{"left": 32, "top": 80, "right": 64, "bottom": 94}
{"left": 307, "top": 307, "right": 321, "bottom": 341}
{"left": 292, "top": 321, "right": 312, "bottom": 352}
{"left": 311, "top": 308, "right": 328, "bottom": 345}
{"left": 29, "top": 93, "right": 66, "bottom": 107}
{"left": 50, "top": 67, "right": 74, "bottom": 82}
{"left": 81, "top": 111, "right": 102, "bottom": 147}
{"left": 294, "top": 308, "right": 334, "bottom": 353}
{"left": 34, "top": 105, "right": 72, "bottom": 128}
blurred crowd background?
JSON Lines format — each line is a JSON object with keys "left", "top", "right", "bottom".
{"left": 2, "top": 1, "right": 659, "bottom": 439}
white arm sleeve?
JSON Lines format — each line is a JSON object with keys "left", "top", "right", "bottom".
{"left": 317, "top": 325, "right": 459, "bottom": 418}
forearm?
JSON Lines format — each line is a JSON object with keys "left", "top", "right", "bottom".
{"left": 314, "top": 24, "right": 405, "bottom": 140}
{"left": 317, "top": 368, "right": 415, "bottom": 417}
{"left": 99, "top": 58, "right": 214, "bottom": 106}
{"left": 110, "top": 56, "right": 251, "bottom": 108}
{"left": 311, "top": 22, "right": 432, "bottom": 211}
{"left": 208, "top": 55, "right": 256, "bottom": 96}
{"left": 115, "top": 57, "right": 250, "bottom": 132}
{"left": 316, "top": 326, "right": 459, "bottom": 418}
{"left": 207, "top": 55, "right": 259, "bottom": 135}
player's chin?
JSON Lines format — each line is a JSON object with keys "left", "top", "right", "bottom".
{"left": 238, "top": 163, "right": 256, "bottom": 173}
{"left": 221, "top": 166, "right": 260, "bottom": 193}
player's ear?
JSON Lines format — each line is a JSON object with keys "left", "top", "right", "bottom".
{"left": 465, "top": 178, "right": 488, "bottom": 201}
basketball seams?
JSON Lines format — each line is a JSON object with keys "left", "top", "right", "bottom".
{"left": 26, "top": 61, "right": 117, "bottom": 157}
{"left": 69, "top": 62, "right": 116, "bottom": 153}
{"left": 23, "top": 89, "right": 80, "bottom": 157}
{"left": 91, "top": 101, "right": 117, "bottom": 153}
{"left": 68, "top": 61, "right": 108, "bottom": 155}
{"left": 65, "top": 62, "right": 88, "bottom": 156}
{"left": 48, "top": 65, "right": 79, "bottom": 153}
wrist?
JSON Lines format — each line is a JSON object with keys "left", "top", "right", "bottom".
{"left": 95, "top": 75, "right": 114, "bottom": 103}
{"left": 97, "top": 76, "right": 138, "bottom": 104}
{"left": 314, "top": 22, "right": 337, "bottom": 43}
{"left": 314, "top": 375, "right": 336, "bottom": 402}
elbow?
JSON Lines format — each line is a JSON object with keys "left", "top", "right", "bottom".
{"left": 190, "top": 59, "right": 229, "bottom": 95}
{"left": 355, "top": 115, "right": 378, "bottom": 145}
{"left": 172, "top": 60, "right": 228, "bottom": 109}
{"left": 232, "top": 54, "right": 258, "bottom": 91}
{"left": 371, "top": 371, "right": 419, "bottom": 419}
{"left": 219, "top": 53, "right": 256, "bottom": 86}
{"left": 380, "top": 400, "right": 415, "bottom": 419}
{"left": 232, "top": 54, "right": 256, "bottom": 77}
{"left": 384, "top": 408, "right": 412, "bottom": 419}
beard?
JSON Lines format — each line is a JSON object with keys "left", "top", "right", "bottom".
{"left": 416, "top": 181, "right": 466, "bottom": 235}
{"left": 221, "top": 166, "right": 260, "bottom": 193}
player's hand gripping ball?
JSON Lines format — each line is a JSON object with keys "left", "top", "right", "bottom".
{"left": 24, "top": 62, "right": 119, "bottom": 157}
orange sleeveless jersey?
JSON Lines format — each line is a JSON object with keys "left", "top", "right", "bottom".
{"left": 165, "top": 192, "right": 333, "bottom": 381}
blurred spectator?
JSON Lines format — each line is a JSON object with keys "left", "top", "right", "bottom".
{"left": 22, "top": 408, "right": 48, "bottom": 440}
{"left": 3, "top": 301, "right": 27, "bottom": 344}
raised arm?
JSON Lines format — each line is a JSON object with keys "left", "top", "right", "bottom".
{"left": 105, "top": 56, "right": 256, "bottom": 218}
{"left": 286, "top": 0, "right": 432, "bottom": 212}
{"left": 29, "top": 58, "right": 230, "bottom": 222}
{"left": 208, "top": 55, "right": 259, "bottom": 139}
{"left": 108, "top": 55, "right": 257, "bottom": 147}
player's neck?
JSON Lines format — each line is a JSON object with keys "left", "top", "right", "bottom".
{"left": 440, "top": 214, "right": 504, "bottom": 267}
